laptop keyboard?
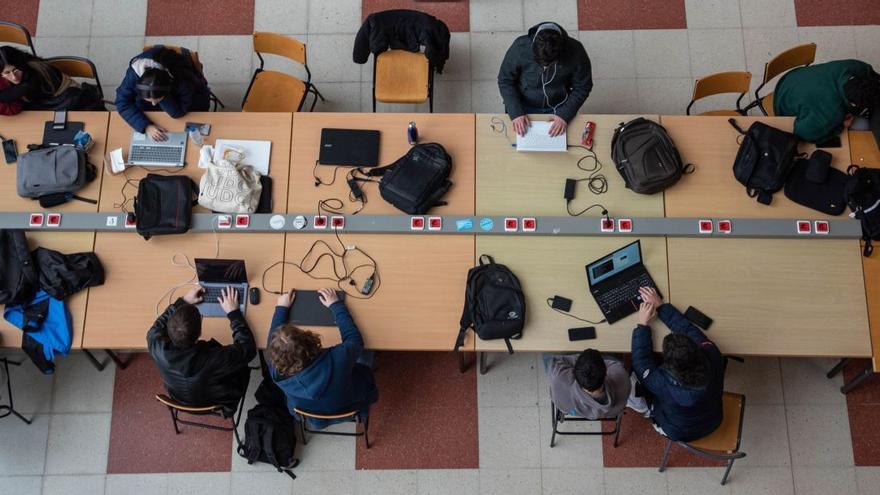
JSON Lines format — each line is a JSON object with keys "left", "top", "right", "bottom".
{"left": 203, "top": 287, "right": 245, "bottom": 303}
{"left": 130, "top": 145, "right": 182, "bottom": 164}
{"left": 595, "top": 272, "right": 654, "bottom": 313}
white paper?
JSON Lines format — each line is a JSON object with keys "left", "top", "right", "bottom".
{"left": 515, "top": 121, "right": 567, "bottom": 152}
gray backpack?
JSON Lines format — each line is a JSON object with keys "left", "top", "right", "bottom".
{"left": 17, "top": 146, "right": 97, "bottom": 206}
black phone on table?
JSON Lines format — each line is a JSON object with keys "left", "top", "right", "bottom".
{"left": 684, "top": 306, "right": 713, "bottom": 330}
{"left": 2, "top": 138, "right": 17, "bottom": 164}
{"left": 568, "top": 326, "right": 597, "bottom": 341}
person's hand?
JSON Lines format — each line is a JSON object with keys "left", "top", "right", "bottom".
{"left": 548, "top": 115, "right": 567, "bottom": 137}
{"left": 843, "top": 114, "right": 855, "bottom": 128}
{"left": 638, "top": 301, "right": 656, "bottom": 326}
{"left": 182, "top": 286, "right": 204, "bottom": 305}
{"left": 512, "top": 115, "right": 530, "bottom": 137}
{"left": 639, "top": 287, "right": 662, "bottom": 307}
{"left": 218, "top": 286, "right": 240, "bottom": 314}
{"left": 277, "top": 288, "right": 296, "bottom": 308}
{"left": 317, "top": 288, "right": 339, "bottom": 308}
{"left": 145, "top": 124, "right": 168, "bottom": 141}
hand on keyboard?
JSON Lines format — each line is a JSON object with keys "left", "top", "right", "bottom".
{"left": 217, "top": 286, "right": 240, "bottom": 314}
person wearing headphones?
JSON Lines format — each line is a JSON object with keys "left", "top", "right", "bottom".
{"left": 498, "top": 22, "right": 592, "bottom": 137}
{"left": 115, "top": 46, "right": 212, "bottom": 141}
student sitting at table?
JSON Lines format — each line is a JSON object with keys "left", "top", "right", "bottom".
{"left": 0, "top": 46, "right": 103, "bottom": 112}
{"left": 116, "top": 46, "right": 211, "bottom": 141}
{"left": 497, "top": 22, "right": 592, "bottom": 138}
{"left": 147, "top": 287, "right": 256, "bottom": 414}
{"left": 267, "top": 288, "right": 378, "bottom": 428}
{"left": 774, "top": 59, "right": 879, "bottom": 144}
{"left": 629, "top": 287, "right": 726, "bottom": 442}
{"left": 544, "top": 348, "right": 630, "bottom": 420}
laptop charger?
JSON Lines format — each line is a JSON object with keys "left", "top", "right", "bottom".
{"left": 564, "top": 178, "right": 576, "bottom": 201}
{"left": 551, "top": 295, "right": 573, "bottom": 312}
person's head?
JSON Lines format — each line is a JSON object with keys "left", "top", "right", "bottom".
{"left": 662, "top": 333, "right": 710, "bottom": 387}
{"left": 167, "top": 303, "right": 202, "bottom": 348}
{"left": 136, "top": 68, "right": 173, "bottom": 105}
{"left": 532, "top": 23, "right": 564, "bottom": 67}
{"left": 0, "top": 46, "right": 35, "bottom": 85}
{"left": 844, "top": 72, "right": 880, "bottom": 118}
{"left": 268, "top": 324, "right": 323, "bottom": 378}
{"left": 573, "top": 348, "right": 607, "bottom": 393}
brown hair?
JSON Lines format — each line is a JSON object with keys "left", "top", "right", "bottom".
{"left": 268, "top": 324, "right": 322, "bottom": 378}
{"left": 167, "top": 303, "right": 202, "bottom": 348}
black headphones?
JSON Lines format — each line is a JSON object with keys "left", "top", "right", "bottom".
{"left": 135, "top": 83, "right": 172, "bottom": 92}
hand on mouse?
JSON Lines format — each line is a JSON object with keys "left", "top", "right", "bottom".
{"left": 276, "top": 288, "right": 296, "bottom": 308}
{"left": 317, "top": 288, "right": 339, "bottom": 308}
{"left": 183, "top": 286, "right": 204, "bottom": 305}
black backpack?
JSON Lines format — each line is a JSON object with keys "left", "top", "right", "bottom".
{"left": 0, "top": 229, "right": 39, "bottom": 306}
{"left": 363, "top": 143, "right": 453, "bottom": 214}
{"left": 729, "top": 118, "right": 800, "bottom": 205}
{"left": 32, "top": 248, "right": 105, "bottom": 300}
{"left": 844, "top": 165, "right": 880, "bottom": 257}
{"left": 134, "top": 174, "right": 198, "bottom": 240}
{"left": 455, "top": 255, "right": 525, "bottom": 354}
{"left": 611, "top": 118, "right": 688, "bottom": 194}
{"left": 237, "top": 402, "right": 299, "bottom": 479}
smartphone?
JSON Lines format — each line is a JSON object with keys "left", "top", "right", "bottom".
{"left": 684, "top": 306, "right": 713, "bottom": 330}
{"left": 568, "top": 326, "right": 597, "bottom": 341}
{"left": 52, "top": 110, "right": 67, "bottom": 130}
{"left": 2, "top": 138, "right": 17, "bottom": 164}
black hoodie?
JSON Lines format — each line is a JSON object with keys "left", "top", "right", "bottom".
{"left": 497, "top": 22, "right": 593, "bottom": 122}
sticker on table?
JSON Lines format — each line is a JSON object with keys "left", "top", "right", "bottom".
{"left": 480, "top": 218, "right": 494, "bottom": 231}
{"left": 456, "top": 218, "right": 473, "bottom": 232}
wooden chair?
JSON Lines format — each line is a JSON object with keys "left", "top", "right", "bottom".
{"left": 373, "top": 50, "right": 433, "bottom": 113}
{"left": 142, "top": 44, "right": 225, "bottom": 111}
{"left": 155, "top": 394, "right": 242, "bottom": 435}
{"left": 242, "top": 32, "right": 323, "bottom": 113}
{"left": 658, "top": 392, "right": 747, "bottom": 485}
{"left": 550, "top": 403, "right": 624, "bottom": 447}
{"left": 46, "top": 56, "right": 105, "bottom": 101}
{"left": 294, "top": 407, "right": 371, "bottom": 449}
{"left": 686, "top": 71, "right": 752, "bottom": 116}
{"left": 751, "top": 43, "right": 817, "bottom": 116}
{"left": 0, "top": 20, "right": 36, "bottom": 56}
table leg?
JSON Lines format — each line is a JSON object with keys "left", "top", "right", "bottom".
{"left": 105, "top": 350, "right": 130, "bottom": 370}
{"left": 82, "top": 349, "right": 106, "bottom": 372}
{"left": 841, "top": 365, "right": 875, "bottom": 394}
{"left": 826, "top": 358, "right": 850, "bottom": 379}
{"left": 479, "top": 352, "right": 488, "bottom": 375}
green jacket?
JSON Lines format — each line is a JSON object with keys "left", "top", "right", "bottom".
{"left": 773, "top": 59, "right": 875, "bottom": 143}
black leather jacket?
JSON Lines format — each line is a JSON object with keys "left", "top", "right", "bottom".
{"left": 147, "top": 298, "right": 256, "bottom": 412}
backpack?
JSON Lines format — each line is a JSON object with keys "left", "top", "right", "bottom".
{"left": 362, "top": 143, "right": 453, "bottom": 214}
{"left": 0, "top": 229, "right": 39, "bottom": 306}
{"left": 844, "top": 165, "right": 880, "bottom": 257}
{"left": 237, "top": 402, "right": 299, "bottom": 479}
{"left": 32, "top": 248, "right": 105, "bottom": 300}
{"left": 611, "top": 118, "right": 688, "bottom": 194}
{"left": 16, "top": 146, "right": 97, "bottom": 207}
{"left": 729, "top": 118, "right": 800, "bottom": 205}
{"left": 134, "top": 174, "right": 198, "bottom": 240}
{"left": 455, "top": 254, "right": 525, "bottom": 354}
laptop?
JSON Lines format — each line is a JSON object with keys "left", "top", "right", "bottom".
{"left": 194, "top": 258, "right": 248, "bottom": 317}
{"left": 289, "top": 290, "right": 346, "bottom": 326}
{"left": 516, "top": 121, "right": 567, "bottom": 152}
{"left": 585, "top": 240, "right": 661, "bottom": 324}
{"left": 129, "top": 130, "right": 187, "bottom": 167}
{"left": 319, "top": 128, "right": 380, "bottom": 166}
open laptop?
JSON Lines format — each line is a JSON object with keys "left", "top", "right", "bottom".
{"left": 516, "top": 121, "right": 567, "bottom": 152}
{"left": 318, "top": 128, "right": 380, "bottom": 166}
{"left": 129, "top": 130, "right": 187, "bottom": 167}
{"left": 585, "top": 240, "right": 661, "bottom": 324}
{"left": 194, "top": 258, "right": 248, "bottom": 317}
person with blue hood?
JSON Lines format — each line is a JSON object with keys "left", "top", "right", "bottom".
{"left": 115, "top": 46, "right": 211, "bottom": 141}
{"left": 267, "top": 288, "right": 378, "bottom": 428}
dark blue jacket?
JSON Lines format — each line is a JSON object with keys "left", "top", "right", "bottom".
{"left": 268, "top": 302, "right": 378, "bottom": 427}
{"left": 115, "top": 46, "right": 211, "bottom": 133}
{"left": 631, "top": 304, "right": 726, "bottom": 442}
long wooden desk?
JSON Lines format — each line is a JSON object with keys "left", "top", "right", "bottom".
{"left": 0, "top": 111, "right": 109, "bottom": 348}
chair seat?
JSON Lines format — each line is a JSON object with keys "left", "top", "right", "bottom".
{"left": 293, "top": 407, "right": 358, "bottom": 420}
{"left": 687, "top": 393, "right": 744, "bottom": 452}
{"left": 155, "top": 394, "right": 223, "bottom": 414}
{"left": 243, "top": 70, "right": 307, "bottom": 112}
{"left": 760, "top": 93, "right": 775, "bottom": 116}
{"left": 698, "top": 110, "right": 743, "bottom": 116}
{"left": 375, "top": 50, "right": 429, "bottom": 104}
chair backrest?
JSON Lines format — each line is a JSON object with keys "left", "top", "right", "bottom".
{"left": 253, "top": 32, "right": 306, "bottom": 66}
{"left": 762, "top": 43, "right": 817, "bottom": 84}
{"left": 0, "top": 21, "right": 36, "bottom": 56}
{"left": 692, "top": 71, "right": 752, "bottom": 102}
{"left": 293, "top": 407, "right": 358, "bottom": 420}
{"left": 143, "top": 44, "right": 204, "bottom": 74}
{"left": 155, "top": 394, "right": 223, "bottom": 414}
{"left": 47, "top": 56, "right": 98, "bottom": 80}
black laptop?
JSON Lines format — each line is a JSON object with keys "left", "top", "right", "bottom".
{"left": 318, "top": 128, "right": 380, "bottom": 167}
{"left": 585, "top": 240, "right": 661, "bottom": 324}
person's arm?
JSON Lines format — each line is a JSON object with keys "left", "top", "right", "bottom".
{"left": 115, "top": 70, "right": 152, "bottom": 133}
{"left": 222, "top": 307, "right": 257, "bottom": 364}
{"left": 330, "top": 301, "right": 364, "bottom": 364}
{"left": 656, "top": 303, "right": 709, "bottom": 345}
{"left": 268, "top": 305, "right": 290, "bottom": 347}
{"left": 158, "top": 82, "right": 192, "bottom": 119}
{"left": 555, "top": 43, "right": 593, "bottom": 122}
{"left": 0, "top": 80, "right": 32, "bottom": 103}
{"left": 146, "top": 297, "right": 186, "bottom": 349}
{"left": 497, "top": 43, "right": 526, "bottom": 121}
{"left": 630, "top": 299, "right": 667, "bottom": 394}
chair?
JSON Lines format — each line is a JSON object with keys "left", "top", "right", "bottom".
{"left": 0, "top": 357, "right": 31, "bottom": 425}
{"left": 294, "top": 407, "right": 371, "bottom": 449}
{"left": 658, "top": 392, "right": 746, "bottom": 485}
{"left": 751, "top": 43, "right": 817, "bottom": 116}
{"left": 142, "top": 44, "right": 225, "bottom": 111}
{"left": 686, "top": 71, "right": 752, "bottom": 116}
{"left": 373, "top": 50, "right": 434, "bottom": 113}
{"left": 242, "top": 32, "right": 323, "bottom": 113}
{"left": 0, "top": 20, "right": 36, "bottom": 56}
{"left": 550, "top": 403, "right": 624, "bottom": 448}
{"left": 46, "top": 56, "right": 105, "bottom": 102}
{"left": 155, "top": 394, "right": 243, "bottom": 435}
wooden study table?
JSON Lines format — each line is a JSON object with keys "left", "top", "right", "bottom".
{"left": 0, "top": 111, "right": 109, "bottom": 348}
{"left": 84, "top": 112, "right": 292, "bottom": 348}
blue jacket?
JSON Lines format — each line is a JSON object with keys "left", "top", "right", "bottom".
{"left": 115, "top": 46, "right": 211, "bottom": 133}
{"left": 4, "top": 290, "right": 72, "bottom": 373}
{"left": 631, "top": 304, "right": 726, "bottom": 442}
{"left": 268, "top": 302, "right": 378, "bottom": 427}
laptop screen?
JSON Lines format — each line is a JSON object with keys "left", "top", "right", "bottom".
{"left": 586, "top": 241, "right": 642, "bottom": 286}
{"left": 195, "top": 258, "right": 248, "bottom": 284}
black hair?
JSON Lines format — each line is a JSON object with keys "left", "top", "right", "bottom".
{"left": 135, "top": 47, "right": 199, "bottom": 101}
{"left": 167, "top": 303, "right": 202, "bottom": 348}
{"left": 0, "top": 45, "right": 36, "bottom": 70}
{"left": 844, "top": 72, "right": 880, "bottom": 117}
{"left": 532, "top": 29, "right": 563, "bottom": 67}
{"left": 574, "top": 348, "right": 607, "bottom": 392}
{"left": 662, "top": 333, "right": 711, "bottom": 387}
{"left": 0, "top": 45, "right": 59, "bottom": 94}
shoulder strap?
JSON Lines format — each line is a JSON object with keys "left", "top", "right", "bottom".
{"left": 728, "top": 118, "right": 747, "bottom": 135}
{"left": 478, "top": 254, "right": 495, "bottom": 266}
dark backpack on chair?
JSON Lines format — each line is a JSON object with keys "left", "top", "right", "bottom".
{"left": 729, "top": 118, "right": 800, "bottom": 205}
{"left": 844, "top": 165, "right": 880, "bottom": 257}
{"left": 363, "top": 143, "right": 453, "bottom": 214}
{"left": 611, "top": 118, "right": 688, "bottom": 194}
{"left": 134, "top": 174, "right": 198, "bottom": 240}
{"left": 455, "top": 254, "right": 526, "bottom": 354}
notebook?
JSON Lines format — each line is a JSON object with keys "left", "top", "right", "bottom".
{"left": 516, "top": 121, "right": 567, "bottom": 152}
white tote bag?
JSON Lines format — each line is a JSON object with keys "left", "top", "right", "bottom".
{"left": 197, "top": 146, "right": 263, "bottom": 214}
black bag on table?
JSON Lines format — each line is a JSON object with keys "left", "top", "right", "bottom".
{"left": 783, "top": 151, "right": 848, "bottom": 216}
{"left": 0, "top": 229, "right": 38, "bottom": 306}
{"left": 32, "top": 247, "right": 105, "bottom": 300}
{"left": 729, "top": 118, "right": 800, "bottom": 205}
{"left": 133, "top": 174, "right": 198, "bottom": 240}
{"left": 611, "top": 118, "right": 689, "bottom": 194}
{"left": 844, "top": 165, "right": 880, "bottom": 257}
{"left": 455, "top": 254, "right": 525, "bottom": 354}
{"left": 363, "top": 142, "right": 453, "bottom": 214}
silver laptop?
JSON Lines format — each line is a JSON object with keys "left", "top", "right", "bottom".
{"left": 194, "top": 258, "right": 248, "bottom": 317}
{"left": 129, "top": 130, "right": 187, "bottom": 167}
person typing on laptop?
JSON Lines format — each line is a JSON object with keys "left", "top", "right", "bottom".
{"left": 147, "top": 286, "right": 255, "bottom": 413}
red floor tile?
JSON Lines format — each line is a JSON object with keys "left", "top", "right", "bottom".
{"left": 355, "top": 352, "right": 478, "bottom": 469}
{"left": 795, "top": 0, "right": 880, "bottom": 26}
{"left": 2, "top": 0, "right": 40, "bottom": 36}
{"left": 107, "top": 353, "right": 233, "bottom": 474}
{"left": 848, "top": 404, "right": 880, "bottom": 466}
{"left": 602, "top": 411, "right": 725, "bottom": 468}
{"left": 362, "top": 0, "right": 469, "bottom": 32}
{"left": 843, "top": 359, "right": 880, "bottom": 405}
{"left": 579, "top": 0, "right": 687, "bottom": 30}
{"left": 145, "top": 0, "right": 254, "bottom": 36}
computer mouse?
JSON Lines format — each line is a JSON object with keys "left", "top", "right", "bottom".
{"left": 249, "top": 287, "right": 260, "bottom": 305}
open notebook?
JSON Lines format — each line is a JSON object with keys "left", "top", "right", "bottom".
{"left": 516, "top": 121, "right": 567, "bottom": 152}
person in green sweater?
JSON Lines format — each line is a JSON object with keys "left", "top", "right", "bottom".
{"left": 773, "top": 59, "right": 879, "bottom": 144}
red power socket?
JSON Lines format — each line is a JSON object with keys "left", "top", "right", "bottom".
{"left": 46, "top": 213, "right": 61, "bottom": 227}
{"left": 617, "top": 218, "right": 632, "bottom": 232}
{"left": 699, "top": 220, "right": 713, "bottom": 234}
{"left": 411, "top": 217, "right": 425, "bottom": 230}
{"left": 331, "top": 216, "right": 345, "bottom": 229}
{"left": 504, "top": 218, "right": 518, "bottom": 231}
{"left": 600, "top": 218, "right": 614, "bottom": 232}
{"left": 29, "top": 213, "right": 44, "bottom": 227}
{"left": 428, "top": 217, "right": 442, "bottom": 230}
{"left": 313, "top": 216, "right": 327, "bottom": 228}
{"left": 717, "top": 220, "right": 732, "bottom": 233}
{"left": 814, "top": 221, "right": 829, "bottom": 234}
{"left": 797, "top": 221, "right": 811, "bottom": 234}
{"left": 235, "top": 215, "right": 249, "bottom": 228}
{"left": 522, "top": 218, "right": 536, "bottom": 231}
